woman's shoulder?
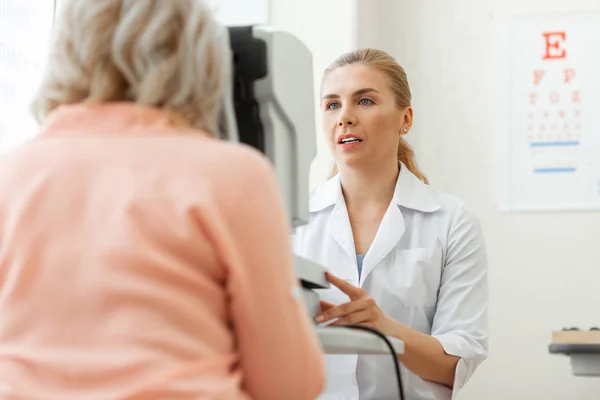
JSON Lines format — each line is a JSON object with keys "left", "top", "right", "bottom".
{"left": 172, "top": 136, "right": 276, "bottom": 182}
{"left": 177, "top": 133, "right": 268, "bottom": 162}
{"left": 214, "top": 141, "right": 273, "bottom": 175}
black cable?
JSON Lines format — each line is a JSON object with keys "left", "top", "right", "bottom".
{"left": 330, "top": 325, "right": 405, "bottom": 400}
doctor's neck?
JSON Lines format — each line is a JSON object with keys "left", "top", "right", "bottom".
{"left": 339, "top": 160, "right": 399, "bottom": 208}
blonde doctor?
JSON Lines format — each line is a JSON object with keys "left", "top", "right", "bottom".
{"left": 293, "top": 48, "right": 489, "bottom": 400}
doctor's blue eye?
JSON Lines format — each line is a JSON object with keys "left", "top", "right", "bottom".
{"left": 359, "top": 98, "right": 373, "bottom": 106}
{"left": 328, "top": 102, "right": 340, "bottom": 110}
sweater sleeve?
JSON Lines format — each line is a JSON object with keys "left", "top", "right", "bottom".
{"left": 223, "top": 153, "right": 326, "bottom": 400}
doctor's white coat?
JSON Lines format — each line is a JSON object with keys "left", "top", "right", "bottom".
{"left": 292, "top": 164, "right": 489, "bottom": 400}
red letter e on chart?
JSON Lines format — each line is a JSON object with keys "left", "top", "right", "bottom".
{"left": 543, "top": 31, "right": 566, "bottom": 60}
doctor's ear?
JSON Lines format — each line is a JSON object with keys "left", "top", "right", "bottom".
{"left": 400, "top": 106, "right": 413, "bottom": 135}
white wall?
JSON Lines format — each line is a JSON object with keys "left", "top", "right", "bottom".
{"left": 273, "top": 0, "right": 600, "bottom": 398}
{"left": 205, "top": 0, "right": 269, "bottom": 25}
{"left": 0, "top": 1, "right": 55, "bottom": 153}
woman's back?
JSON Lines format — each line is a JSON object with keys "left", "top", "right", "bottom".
{"left": 0, "top": 103, "right": 325, "bottom": 400}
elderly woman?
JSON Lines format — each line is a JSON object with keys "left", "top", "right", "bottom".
{"left": 0, "top": 1, "right": 325, "bottom": 399}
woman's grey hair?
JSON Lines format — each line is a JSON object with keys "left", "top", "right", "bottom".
{"left": 31, "top": 0, "right": 230, "bottom": 135}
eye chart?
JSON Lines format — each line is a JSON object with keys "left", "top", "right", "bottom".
{"left": 509, "top": 11, "right": 600, "bottom": 211}
{"left": 0, "top": 0, "right": 55, "bottom": 153}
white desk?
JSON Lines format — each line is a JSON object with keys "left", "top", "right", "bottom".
{"left": 316, "top": 327, "right": 405, "bottom": 355}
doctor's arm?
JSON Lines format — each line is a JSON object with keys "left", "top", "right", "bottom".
{"left": 224, "top": 157, "right": 326, "bottom": 400}
{"left": 319, "top": 204, "right": 488, "bottom": 389}
{"left": 396, "top": 204, "right": 489, "bottom": 389}
{"left": 320, "top": 275, "right": 463, "bottom": 388}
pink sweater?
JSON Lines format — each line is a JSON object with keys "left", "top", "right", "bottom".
{"left": 0, "top": 103, "right": 325, "bottom": 400}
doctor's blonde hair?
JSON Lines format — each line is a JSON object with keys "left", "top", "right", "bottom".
{"left": 323, "top": 48, "right": 428, "bottom": 184}
{"left": 31, "top": 0, "right": 229, "bottom": 135}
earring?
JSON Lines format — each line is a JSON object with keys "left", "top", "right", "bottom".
{"left": 402, "top": 128, "right": 408, "bottom": 133}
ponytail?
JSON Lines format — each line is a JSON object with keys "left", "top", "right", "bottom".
{"left": 397, "top": 137, "right": 428, "bottom": 184}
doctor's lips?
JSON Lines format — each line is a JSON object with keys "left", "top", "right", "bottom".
{"left": 338, "top": 133, "right": 363, "bottom": 150}
{"left": 338, "top": 133, "right": 362, "bottom": 144}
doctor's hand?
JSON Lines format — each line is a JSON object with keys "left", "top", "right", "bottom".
{"left": 315, "top": 272, "right": 399, "bottom": 337}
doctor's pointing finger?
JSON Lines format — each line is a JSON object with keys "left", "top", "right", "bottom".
{"left": 316, "top": 272, "right": 399, "bottom": 337}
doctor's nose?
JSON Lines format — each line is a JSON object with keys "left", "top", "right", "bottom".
{"left": 337, "top": 113, "right": 356, "bottom": 127}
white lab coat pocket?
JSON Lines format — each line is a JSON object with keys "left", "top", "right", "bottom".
{"left": 393, "top": 247, "right": 443, "bottom": 307}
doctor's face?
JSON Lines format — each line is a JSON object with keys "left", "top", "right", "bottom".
{"left": 320, "top": 64, "right": 410, "bottom": 171}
